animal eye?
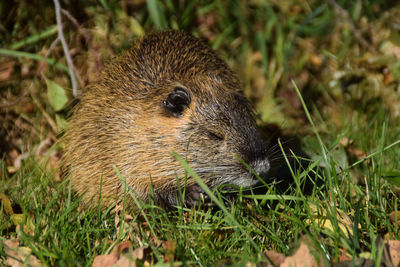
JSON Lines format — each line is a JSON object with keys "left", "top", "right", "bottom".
{"left": 163, "top": 86, "right": 191, "bottom": 117}
{"left": 208, "top": 131, "right": 224, "bottom": 141}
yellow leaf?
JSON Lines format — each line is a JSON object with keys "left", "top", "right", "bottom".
{"left": 305, "top": 203, "right": 358, "bottom": 238}
{"left": 0, "top": 193, "right": 14, "bottom": 216}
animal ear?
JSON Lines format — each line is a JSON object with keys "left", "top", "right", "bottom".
{"left": 163, "top": 86, "right": 191, "bottom": 117}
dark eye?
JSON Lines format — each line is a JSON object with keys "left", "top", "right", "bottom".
{"left": 208, "top": 131, "right": 224, "bottom": 141}
{"left": 163, "top": 86, "right": 191, "bottom": 117}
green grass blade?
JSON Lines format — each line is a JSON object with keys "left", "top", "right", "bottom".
{"left": 146, "top": 0, "right": 165, "bottom": 29}
{"left": 0, "top": 48, "right": 69, "bottom": 72}
{"left": 174, "top": 152, "right": 266, "bottom": 258}
{"left": 291, "top": 80, "right": 328, "bottom": 163}
{"left": 10, "top": 25, "right": 57, "bottom": 50}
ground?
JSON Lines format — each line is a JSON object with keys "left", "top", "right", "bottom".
{"left": 1, "top": 0, "right": 400, "bottom": 266}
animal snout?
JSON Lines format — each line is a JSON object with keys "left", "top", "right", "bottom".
{"left": 249, "top": 158, "right": 270, "bottom": 178}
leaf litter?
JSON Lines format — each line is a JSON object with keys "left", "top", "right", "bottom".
{"left": 1, "top": 1, "right": 400, "bottom": 266}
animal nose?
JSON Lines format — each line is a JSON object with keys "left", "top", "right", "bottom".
{"left": 249, "top": 158, "right": 270, "bottom": 178}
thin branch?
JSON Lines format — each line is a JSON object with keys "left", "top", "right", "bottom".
{"left": 37, "top": 36, "right": 60, "bottom": 74}
{"left": 61, "top": 8, "right": 91, "bottom": 42}
{"left": 60, "top": 9, "right": 87, "bottom": 88}
{"left": 45, "top": 36, "right": 61, "bottom": 59}
{"left": 61, "top": 8, "right": 80, "bottom": 28}
{"left": 42, "top": 35, "right": 84, "bottom": 88}
{"left": 53, "top": 0, "right": 79, "bottom": 98}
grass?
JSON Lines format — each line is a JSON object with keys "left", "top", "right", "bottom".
{"left": 1, "top": 0, "right": 400, "bottom": 265}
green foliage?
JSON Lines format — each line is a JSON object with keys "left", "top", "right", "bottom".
{"left": 1, "top": 0, "right": 400, "bottom": 265}
{"left": 45, "top": 77, "right": 69, "bottom": 112}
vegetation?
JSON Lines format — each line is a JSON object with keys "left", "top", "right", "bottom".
{"left": 1, "top": 0, "right": 400, "bottom": 265}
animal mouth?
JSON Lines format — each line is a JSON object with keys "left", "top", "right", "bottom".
{"left": 249, "top": 158, "right": 270, "bottom": 177}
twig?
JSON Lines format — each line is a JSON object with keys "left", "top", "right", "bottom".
{"left": 60, "top": 9, "right": 87, "bottom": 88}
{"left": 327, "top": 0, "right": 376, "bottom": 54}
{"left": 53, "top": 0, "right": 79, "bottom": 98}
{"left": 45, "top": 36, "right": 61, "bottom": 59}
{"left": 61, "top": 8, "right": 80, "bottom": 29}
{"left": 61, "top": 8, "right": 90, "bottom": 41}
{"left": 37, "top": 36, "right": 60, "bottom": 74}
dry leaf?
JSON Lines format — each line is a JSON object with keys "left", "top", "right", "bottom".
{"left": 337, "top": 248, "right": 352, "bottom": 262}
{"left": 347, "top": 145, "right": 367, "bottom": 160}
{"left": 114, "top": 247, "right": 144, "bottom": 267}
{"left": 0, "top": 60, "right": 15, "bottom": 83}
{"left": 386, "top": 240, "right": 400, "bottom": 266}
{"left": 113, "top": 255, "right": 137, "bottom": 267}
{"left": 114, "top": 205, "right": 134, "bottom": 236}
{"left": 389, "top": 211, "right": 400, "bottom": 226}
{"left": 92, "top": 252, "right": 119, "bottom": 267}
{"left": 0, "top": 193, "right": 14, "bottom": 216}
{"left": 3, "top": 239, "right": 43, "bottom": 267}
{"left": 305, "top": 204, "right": 358, "bottom": 238}
{"left": 163, "top": 240, "right": 177, "bottom": 262}
{"left": 264, "top": 250, "right": 285, "bottom": 266}
{"left": 263, "top": 240, "right": 326, "bottom": 267}
{"left": 92, "top": 241, "right": 145, "bottom": 267}
{"left": 280, "top": 241, "right": 325, "bottom": 267}
{"left": 339, "top": 137, "right": 367, "bottom": 160}
{"left": 12, "top": 213, "right": 35, "bottom": 236}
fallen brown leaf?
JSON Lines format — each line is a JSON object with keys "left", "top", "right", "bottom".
{"left": 92, "top": 251, "right": 119, "bottom": 267}
{"left": 389, "top": 211, "right": 400, "bottom": 226}
{"left": 264, "top": 250, "right": 285, "bottom": 266}
{"left": 2, "top": 239, "right": 43, "bottom": 267}
{"left": 114, "top": 205, "right": 135, "bottom": 237}
{"left": 386, "top": 240, "right": 400, "bottom": 266}
{"left": 339, "top": 137, "right": 367, "bottom": 160}
{"left": 92, "top": 241, "right": 145, "bottom": 267}
{"left": 113, "top": 255, "right": 137, "bottom": 267}
{"left": 337, "top": 248, "right": 352, "bottom": 262}
{"left": 347, "top": 145, "right": 367, "bottom": 160}
{"left": 263, "top": 240, "right": 326, "bottom": 267}
{"left": 0, "top": 60, "right": 15, "bottom": 83}
{"left": 163, "top": 240, "right": 177, "bottom": 263}
{"left": 280, "top": 241, "right": 325, "bottom": 267}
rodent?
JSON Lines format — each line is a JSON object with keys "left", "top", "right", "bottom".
{"left": 62, "top": 30, "right": 270, "bottom": 209}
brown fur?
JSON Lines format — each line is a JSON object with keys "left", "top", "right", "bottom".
{"left": 63, "top": 30, "right": 270, "bottom": 209}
